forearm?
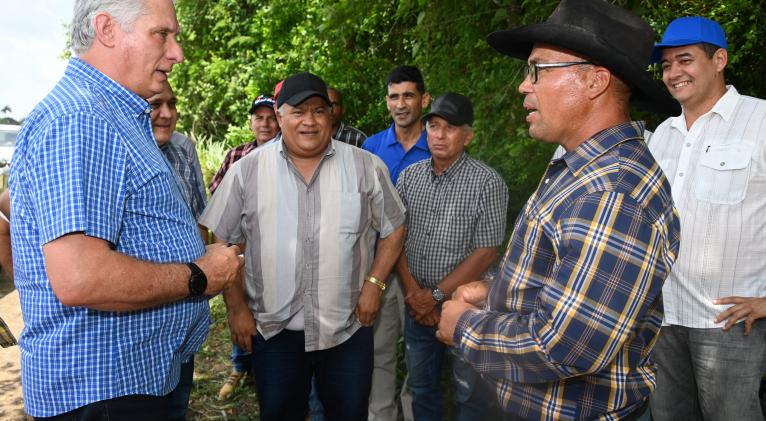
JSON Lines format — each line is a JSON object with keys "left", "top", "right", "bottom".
{"left": 368, "top": 225, "right": 405, "bottom": 281}
{"left": 437, "top": 247, "right": 498, "bottom": 295}
{"left": 219, "top": 237, "right": 248, "bottom": 313}
{"left": 395, "top": 251, "right": 420, "bottom": 294}
{"left": 45, "top": 234, "right": 191, "bottom": 311}
{"left": 0, "top": 231, "right": 12, "bottom": 280}
{"left": 222, "top": 270, "right": 248, "bottom": 313}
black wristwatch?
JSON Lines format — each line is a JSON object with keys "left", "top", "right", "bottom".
{"left": 186, "top": 262, "right": 208, "bottom": 297}
{"left": 431, "top": 287, "right": 446, "bottom": 303}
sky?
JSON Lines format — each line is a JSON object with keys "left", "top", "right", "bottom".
{"left": 0, "top": 1, "right": 75, "bottom": 121}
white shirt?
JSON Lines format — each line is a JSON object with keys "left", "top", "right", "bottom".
{"left": 647, "top": 86, "right": 766, "bottom": 328}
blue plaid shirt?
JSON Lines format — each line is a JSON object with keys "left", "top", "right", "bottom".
{"left": 454, "top": 122, "right": 680, "bottom": 420}
{"left": 9, "top": 58, "right": 208, "bottom": 417}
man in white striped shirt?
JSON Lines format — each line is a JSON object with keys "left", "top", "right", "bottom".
{"left": 647, "top": 16, "right": 766, "bottom": 421}
{"left": 200, "top": 72, "right": 405, "bottom": 421}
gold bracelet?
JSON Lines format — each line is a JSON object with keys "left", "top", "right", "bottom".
{"left": 366, "top": 275, "right": 386, "bottom": 291}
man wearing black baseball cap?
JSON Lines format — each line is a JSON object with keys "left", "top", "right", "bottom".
{"left": 435, "top": 0, "right": 682, "bottom": 419}
{"left": 200, "top": 71, "right": 405, "bottom": 421}
{"left": 647, "top": 16, "right": 766, "bottom": 421}
{"left": 396, "top": 92, "right": 508, "bottom": 420}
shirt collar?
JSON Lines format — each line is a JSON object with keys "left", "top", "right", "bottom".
{"left": 277, "top": 136, "right": 336, "bottom": 160}
{"left": 383, "top": 123, "right": 429, "bottom": 151}
{"left": 561, "top": 121, "right": 645, "bottom": 177}
{"left": 670, "top": 85, "right": 739, "bottom": 132}
{"left": 68, "top": 57, "right": 151, "bottom": 117}
{"left": 430, "top": 152, "right": 468, "bottom": 181}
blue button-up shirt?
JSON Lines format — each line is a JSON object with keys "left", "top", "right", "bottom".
{"left": 454, "top": 122, "right": 681, "bottom": 420}
{"left": 9, "top": 58, "right": 208, "bottom": 417}
{"left": 362, "top": 123, "right": 430, "bottom": 184}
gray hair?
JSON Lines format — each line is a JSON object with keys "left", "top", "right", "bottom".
{"left": 71, "top": 0, "right": 148, "bottom": 55}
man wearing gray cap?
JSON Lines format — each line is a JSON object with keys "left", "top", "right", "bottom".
{"left": 647, "top": 16, "right": 766, "bottom": 421}
{"left": 199, "top": 72, "right": 405, "bottom": 421}
{"left": 434, "top": 0, "right": 681, "bottom": 419}
{"left": 396, "top": 92, "right": 508, "bottom": 420}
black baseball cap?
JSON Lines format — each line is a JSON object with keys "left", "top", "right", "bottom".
{"left": 276, "top": 72, "right": 330, "bottom": 108}
{"left": 422, "top": 93, "right": 473, "bottom": 126}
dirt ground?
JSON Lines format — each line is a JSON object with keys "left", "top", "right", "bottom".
{"left": 0, "top": 286, "right": 31, "bottom": 421}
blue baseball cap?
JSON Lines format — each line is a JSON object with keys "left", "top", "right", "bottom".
{"left": 651, "top": 16, "right": 727, "bottom": 63}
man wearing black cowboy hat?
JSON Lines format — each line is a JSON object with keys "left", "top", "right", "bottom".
{"left": 435, "top": 0, "right": 681, "bottom": 419}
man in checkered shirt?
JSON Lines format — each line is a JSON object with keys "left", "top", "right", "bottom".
{"left": 395, "top": 92, "right": 508, "bottom": 420}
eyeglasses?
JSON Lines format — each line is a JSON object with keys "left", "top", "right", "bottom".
{"left": 525, "top": 61, "right": 593, "bottom": 84}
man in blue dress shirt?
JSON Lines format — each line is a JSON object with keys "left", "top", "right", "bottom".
{"left": 362, "top": 65, "right": 431, "bottom": 421}
{"left": 9, "top": 0, "right": 242, "bottom": 419}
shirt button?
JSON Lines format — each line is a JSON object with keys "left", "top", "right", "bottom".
{"left": 685, "top": 142, "right": 691, "bottom": 147}
{"left": 720, "top": 162, "right": 726, "bottom": 167}
{"left": 678, "top": 172, "right": 684, "bottom": 177}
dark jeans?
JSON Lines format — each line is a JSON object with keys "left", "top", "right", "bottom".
{"left": 231, "top": 343, "right": 252, "bottom": 373}
{"left": 37, "top": 358, "right": 194, "bottom": 421}
{"left": 34, "top": 395, "right": 170, "bottom": 421}
{"left": 251, "top": 327, "right": 373, "bottom": 421}
{"left": 167, "top": 357, "right": 195, "bottom": 421}
{"left": 403, "top": 311, "right": 502, "bottom": 421}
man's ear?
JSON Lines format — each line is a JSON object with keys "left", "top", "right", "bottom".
{"left": 421, "top": 92, "right": 431, "bottom": 109}
{"left": 463, "top": 127, "right": 474, "bottom": 148}
{"left": 713, "top": 48, "right": 728, "bottom": 73}
{"left": 586, "top": 67, "right": 611, "bottom": 100}
{"left": 93, "top": 12, "right": 118, "bottom": 48}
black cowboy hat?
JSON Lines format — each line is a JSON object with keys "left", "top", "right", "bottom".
{"left": 487, "top": 0, "right": 680, "bottom": 116}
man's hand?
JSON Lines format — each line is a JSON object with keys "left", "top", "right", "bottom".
{"left": 355, "top": 281, "right": 383, "bottom": 326}
{"left": 714, "top": 296, "right": 766, "bottom": 335}
{"left": 227, "top": 307, "right": 258, "bottom": 352}
{"left": 405, "top": 286, "right": 437, "bottom": 319}
{"left": 451, "top": 281, "right": 489, "bottom": 307}
{"left": 195, "top": 243, "right": 244, "bottom": 295}
{"left": 415, "top": 307, "right": 440, "bottom": 327}
{"left": 435, "top": 300, "right": 477, "bottom": 346}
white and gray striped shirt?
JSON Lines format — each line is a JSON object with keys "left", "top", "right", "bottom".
{"left": 199, "top": 139, "right": 405, "bottom": 350}
{"left": 647, "top": 86, "right": 766, "bottom": 328}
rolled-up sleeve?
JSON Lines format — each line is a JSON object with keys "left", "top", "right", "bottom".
{"left": 370, "top": 155, "right": 405, "bottom": 238}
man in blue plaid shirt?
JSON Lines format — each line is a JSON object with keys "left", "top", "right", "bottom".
{"left": 9, "top": 0, "right": 242, "bottom": 419}
{"left": 436, "top": 0, "right": 682, "bottom": 419}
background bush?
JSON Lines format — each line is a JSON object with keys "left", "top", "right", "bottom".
{"left": 175, "top": 0, "right": 766, "bottom": 217}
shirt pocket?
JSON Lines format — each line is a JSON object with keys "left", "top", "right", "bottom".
{"left": 694, "top": 143, "right": 753, "bottom": 205}
{"left": 443, "top": 207, "right": 475, "bottom": 252}
{"left": 338, "top": 192, "right": 364, "bottom": 234}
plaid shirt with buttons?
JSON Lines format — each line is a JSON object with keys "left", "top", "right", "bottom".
{"left": 454, "top": 121, "right": 681, "bottom": 420}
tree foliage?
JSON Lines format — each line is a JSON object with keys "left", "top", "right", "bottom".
{"left": 172, "top": 0, "right": 765, "bottom": 216}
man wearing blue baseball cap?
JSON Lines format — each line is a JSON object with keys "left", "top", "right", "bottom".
{"left": 647, "top": 16, "right": 766, "bottom": 421}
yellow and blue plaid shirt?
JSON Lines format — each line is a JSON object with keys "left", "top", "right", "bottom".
{"left": 454, "top": 121, "right": 680, "bottom": 420}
